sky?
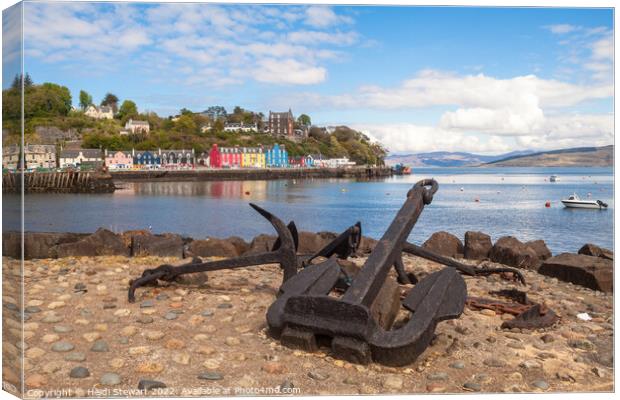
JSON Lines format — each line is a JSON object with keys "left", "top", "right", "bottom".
{"left": 2, "top": 2, "right": 614, "bottom": 155}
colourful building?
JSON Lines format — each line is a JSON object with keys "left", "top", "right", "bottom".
{"left": 104, "top": 150, "right": 133, "bottom": 170}
{"left": 209, "top": 144, "right": 222, "bottom": 168}
{"left": 220, "top": 146, "right": 242, "bottom": 168}
{"left": 265, "top": 144, "right": 288, "bottom": 167}
{"left": 241, "top": 147, "right": 265, "bottom": 168}
{"left": 133, "top": 150, "right": 161, "bottom": 168}
{"left": 160, "top": 149, "right": 194, "bottom": 168}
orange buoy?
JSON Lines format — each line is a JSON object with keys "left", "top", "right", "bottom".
{"left": 245, "top": 191, "right": 250, "bottom": 195}
{"left": 545, "top": 201, "right": 551, "bottom": 208}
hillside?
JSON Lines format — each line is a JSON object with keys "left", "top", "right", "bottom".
{"left": 385, "top": 150, "right": 533, "bottom": 167}
{"left": 485, "top": 145, "right": 613, "bottom": 167}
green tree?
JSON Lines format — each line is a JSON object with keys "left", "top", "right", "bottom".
{"left": 118, "top": 100, "right": 138, "bottom": 121}
{"left": 79, "top": 90, "right": 93, "bottom": 110}
{"left": 24, "top": 73, "right": 33, "bottom": 88}
{"left": 11, "top": 74, "right": 20, "bottom": 90}
{"left": 23, "top": 82, "right": 72, "bottom": 118}
{"left": 180, "top": 108, "right": 193, "bottom": 116}
{"left": 175, "top": 114, "right": 197, "bottom": 133}
{"left": 297, "top": 114, "right": 311, "bottom": 126}
{"left": 101, "top": 93, "right": 119, "bottom": 112}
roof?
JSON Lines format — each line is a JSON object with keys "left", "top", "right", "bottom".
{"left": 100, "top": 106, "right": 113, "bottom": 113}
{"left": 127, "top": 120, "right": 149, "bottom": 125}
{"left": 60, "top": 149, "right": 101, "bottom": 158}
{"left": 106, "top": 150, "right": 133, "bottom": 157}
{"left": 269, "top": 110, "right": 293, "bottom": 119}
{"left": 24, "top": 144, "right": 55, "bottom": 153}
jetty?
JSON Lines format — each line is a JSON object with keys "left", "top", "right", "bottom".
{"left": 2, "top": 170, "right": 116, "bottom": 193}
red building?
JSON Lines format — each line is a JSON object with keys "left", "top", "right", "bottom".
{"left": 209, "top": 144, "right": 222, "bottom": 168}
{"left": 289, "top": 156, "right": 307, "bottom": 168}
{"left": 220, "top": 146, "right": 242, "bottom": 168}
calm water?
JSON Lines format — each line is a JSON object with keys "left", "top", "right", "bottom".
{"left": 3, "top": 167, "right": 613, "bottom": 254}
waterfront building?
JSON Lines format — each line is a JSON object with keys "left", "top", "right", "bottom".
{"left": 224, "top": 123, "right": 258, "bottom": 133}
{"left": 209, "top": 144, "right": 222, "bottom": 168}
{"left": 196, "top": 151, "right": 210, "bottom": 167}
{"left": 133, "top": 150, "right": 161, "bottom": 169}
{"left": 23, "top": 144, "right": 57, "bottom": 169}
{"left": 2, "top": 144, "right": 20, "bottom": 170}
{"left": 59, "top": 149, "right": 103, "bottom": 169}
{"left": 220, "top": 146, "right": 242, "bottom": 168}
{"left": 125, "top": 119, "right": 150, "bottom": 134}
{"left": 265, "top": 144, "right": 288, "bottom": 168}
{"left": 84, "top": 105, "right": 114, "bottom": 120}
{"left": 104, "top": 150, "right": 133, "bottom": 170}
{"left": 317, "top": 157, "right": 356, "bottom": 168}
{"left": 268, "top": 109, "right": 294, "bottom": 137}
{"left": 289, "top": 156, "right": 309, "bottom": 168}
{"left": 159, "top": 149, "right": 195, "bottom": 168}
{"left": 241, "top": 147, "right": 265, "bottom": 168}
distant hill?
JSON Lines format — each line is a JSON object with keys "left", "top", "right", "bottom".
{"left": 385, "top": 150, "right": 534, "bottom": 167}
{"left": 485, "top": 145, "right": 613, "bottom": 167}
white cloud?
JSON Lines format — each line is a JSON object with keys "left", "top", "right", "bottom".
{"left": 544, "top": 24, "right": 579, "bottom": 34}
{"left": 591, "top": 37, "right": 612, "bottom": 60}
{"left": 304, "top": 6, "right": 353, "bottom": 28}
{"left": 254, "top": 59, "right": 326, "bottom": 85}
{"left": 22, "top": 3, "right": 357, "bottom": 87}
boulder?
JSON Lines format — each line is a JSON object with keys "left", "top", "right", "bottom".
{"left": 464, "top": 231, "right": 492, "bottom": 260}
{"left": 297, "top": 231, "right": 337, "bottom": 254}
{"left": 55, "top": 229, "right": 129, "bottom": 258}
{"left": 538, "top": 253, "right": 613, "bottom": 292}
{"left": 359, "top": 237, "right": 378, "bottom": 255}
{"left": 121, "top": 230, "right": 151, "bottom": 248}
{"left": 422, "top": 231, "right": 464, "bottom": 258}
{"left": 226, "top": 236, "right": 250, "bottom": 256}
{"left": 489, "top": 236, "right": 539, "bottom": 270}
{"left": 245, "top": 234, "right": 276, "bottom": 255}
{"left": 578, "top": 243, "right": 613, "bottom": 261}
{"left": 2, "top": 232, "right": 20, "bottom": 258}
{"left": 525, "top": 240, "right": 552, "bottom": 261}
{"left": 187, "top": 238, "right": 239, "bottom": 258}
{"left": 131, "top": 233, "right": 183, "bottom": 258}
{"left": 3, "top": 231, "right": 86, "bottom": 259}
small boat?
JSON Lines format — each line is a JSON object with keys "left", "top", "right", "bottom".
{"left": 549, "top": 175, "right": 558, "bottom": 182}
{"left": 561, "top": 193, "right": 608, "bottom": 209}
{"left": 393, "top": 163, "right": 412, "bottom": 175}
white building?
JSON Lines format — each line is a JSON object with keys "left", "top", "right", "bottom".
{"left": 224, "top": 123, "right": 258, "bottom": 133}
{"left": 2, "top": 144, "right": 20, "bottom": 170}
{"left": 25, "top": 144, "right": 57, "bottom": 169}
{"left": 84, "top": 105, "right": 114, "bottom": 120}
{"left": 125, "top": 119, "right": 150, "bottom": 134}
{"left": 59, "top": 149, "right": 102, "bottom": 168}
{"left": 317, "top": 157, "right": 356, "bottom": 168}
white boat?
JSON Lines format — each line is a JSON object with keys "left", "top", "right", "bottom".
{"left": 561, "top": 193, "right": 608, "bottom": 209}
{"left": 549, "top": 175, "right": 558, "bottom": 182}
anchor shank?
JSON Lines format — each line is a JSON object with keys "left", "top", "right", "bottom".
{"left": 343, "top": 182, "right": 431, "bottom": 307}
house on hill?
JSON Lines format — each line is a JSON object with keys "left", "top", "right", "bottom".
{"left": 85, "top": 105, "right": 114, "bottom": 120}
{"left": 269, "top": 109, "right": 294, "bottom": 137}
{"left": 125, "top": 119, "right": 150, "bottom": 134}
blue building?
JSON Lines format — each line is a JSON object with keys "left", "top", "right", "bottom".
{"left": 265, "top": 144, "right": 288, "bottom": 167}
{"left": 133, "top": 150, "right": 161, "bottom": 168}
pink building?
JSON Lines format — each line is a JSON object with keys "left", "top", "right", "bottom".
{"left": 104, "top": 150, "right": 134, "bottom": 170}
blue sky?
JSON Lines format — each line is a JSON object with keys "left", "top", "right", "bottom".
{"left": 2, "top": 2, "right": 614, "bottom": 154}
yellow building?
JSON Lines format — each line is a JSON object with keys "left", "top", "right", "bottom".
{"left": 241, "top": 147, "right": 265, "bottom": 168}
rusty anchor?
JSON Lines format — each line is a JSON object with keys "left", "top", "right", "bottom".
{"left": 266, "top": 179, "right": 468, "bottom": 366}
{"left": 128, "top": 203, "right": 299, "bottom": 303}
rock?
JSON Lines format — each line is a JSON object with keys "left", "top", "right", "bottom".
{"left": 3, "top": 231, "right": 86, "bottom": 259}
{"left": 540, "top": 334, "right": 555, "bottom": 343}
{"left": 140, "top": 300, "right": 154, "bottom": 308}
{"left": 138, "top": 379, "right": 166, "bottom": 390}
{"left": 217, "top": 303, "right": 233, "bottom": 309}
{"left": 69, "top": 366, "right": 90, "bottom": 379}
{"left": 464, "top": 231, "right": 492, "bottom": 260}
{"left": 188, "top": 238, "right": 239, "bottom": 258}
{"left": 42, "top": 334, "right": 60, "bottom": 343}
{"left": 539, "top": 253, "right": 612, "bottom": 292}
{"left": 226, "top": 236, "right": 250, "bottom": 256}
{"left": 109, "top": 358, "right": 125, "bottom": 369}
{"left": 519, "top": 360, "right": 542, "bottom": 370}
{"left": 42, "top": 313, "right": 63, "bottom": 323}
{"left": 480, "top": 309, "right": 496, "bottom": 317}
{"left": 463, "top": 382, "right": 481, "bottom": 391}
{"left": 531, "top": 380, "right": 549, "bottom": 390}
{"left": 121, "top": 326, "right": 138, "bottom": 337}
{"left": 359, "top": 237, "right": 378, "bottom": 254}
{"left": 172, "top": 353, "right": 191, "bottom": 365}
{"left": 490, "top": 236, "right": 540, "bottom": 270}
{"left": 64, "top": 352, "right": 86, "bottom": 362}
{"left": 113, "top": 308, "right": 131, "bottom": 317}
{"left": 279, "top": 380, "right": 295, "bottom": 391}
{"left": 308, "top": 371, "right": 329, "bottom": 381}
{"left": 129, "top": 346, "right": 151, "bottom": 356}
{"left": 42, "top": 361, "right": 64, "bottom": 374}
{"left": 427, "top": 372, "right": 448, "bottom": 381}
{"left": 198, "top": 372, "right": 223, "bottom": 381}
{"left": 383, "top": 375, "right": 403, "bottom": 390}
{"left": 449, "top": 361, "right": 465, "bottom": 369}
{"left": 132, "top": 233, "right": 183, "bottom": 258}
{"left": 578, "top": 244, "right": 613, "bottom": 260}
{"left": 422, "top": 231, "right": 464, "bottom": 258}
{"left": 82, "top": 332, "right": 101, "bottom": 342}
{"left": 568, "top": 339, "right": 595, "bottom": 351}
{"left": 245, "top": 234, "right": 276, "bottom": 255}
{"left": 25, "top": 306, "right": 41, "bottom": 314}
{"left": 297, "top": 231, "right": 336, "bottom": 254}
{"left": 145, "top": 330, "right": 165, "bottom": 340}
{"left": 26, "top": 347, "right": 46, "bottom": 359}
{"left": 138, "top": 316, "right": 154, "bottom": 324}
{"left": 135, "top": 362, "right": 165, "bottom": 373}
{"left": 165, "top": 339, "right": 185, "bottom": 349}
{"left": 100, "top": 373, "right": 122, "bottom": 386}
{"left": 225, "top": 336, "right": 240, "bottom": 346}
{"left": 526, "top": 240, "right": 552, "bottom": 261}
{"left": 56, "top": 229, "right": 129, "bottom": 257}
{"left": 25, "top": 374, "right": 48, "bottom": 388}
{"left": 47, "top": 301, "right": 65, "bottom": 309}
{"left": 90, "top": 340, "right": 110, "bottom": 352}
{"left": 51, "top": 342, "right": 75, "bottom": 352}
{"left": 483, "top": 358, "right": 507, "bottom": 367}
{"left": 53, "top": 325, "right": 72, "bottom": 333}
{"left": 262, "top": 362, "right": 286, "bottom": 374}
{"left": 163, "top": 312, "right": 178, "bottom": 320}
